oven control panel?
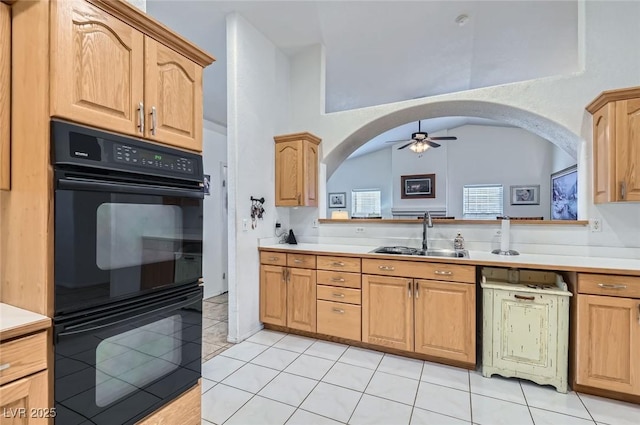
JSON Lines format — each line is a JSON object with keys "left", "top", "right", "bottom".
{"left": 113, "top": 144, "right": 194, "bottom": 174}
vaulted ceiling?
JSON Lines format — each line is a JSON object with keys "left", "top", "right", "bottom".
{"left": 147, "top": 1, "right": 579, "bottom": 133}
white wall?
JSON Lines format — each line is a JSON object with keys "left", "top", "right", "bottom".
{"left": 326, "top": 148, "right": 392, "bottom": 217}
{"left": 226, "top": 13, "right": 291, "bottom": 342}
{"left": 202, "top": 121, "right": 227, "bottom": 299}
{"left": 287, "top": 0, "right": 640, "bottom": 256}
{"left": 231, "top": 1, "right": 640, "bottom": 342}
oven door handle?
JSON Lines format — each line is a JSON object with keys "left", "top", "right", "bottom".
{"left": 58, "top": 177, "right": 204, "bottom": 199}
{"left": 56, "top": 292, "right": 202, "bottom": 338}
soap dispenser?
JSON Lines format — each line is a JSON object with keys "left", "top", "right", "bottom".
{"left": 454, "top": 232, "right": 465, "bottom": 250}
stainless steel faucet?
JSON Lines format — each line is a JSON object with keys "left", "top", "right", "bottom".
{"left": 422, "top": 211, "right": 433, "bottom": 250}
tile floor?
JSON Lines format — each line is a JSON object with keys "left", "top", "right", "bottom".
{"left": 202, "top": 293, "right": 231, "bottom": 362}
{"left": 201, "top": 295, "right": 640, "bottom": 425}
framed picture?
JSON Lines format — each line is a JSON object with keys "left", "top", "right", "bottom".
{"left": 551, "top": 165, "right": 578, "bottom": 220}
{"left": 510, "top": 185, "right": 540, "bottom": 205}
{"left": 401, "top": 174, "right": 436, "bottom": 199}
{"left": 328, "top": 192, "right": 346, "bottom": 208}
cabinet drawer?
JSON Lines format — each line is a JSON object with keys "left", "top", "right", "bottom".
{"left": 363, "top": 259, "right": 475, "bottom": 283}
{"left": 260, "top": 251, "right": 287, "bottom": 266}
{"left": 317, "top": 270, "right": 361, "bottom": 289}
{"left": 317, "top": 285, "right": 361, "bottom": 305}
{"left": 317, "top": 300, "right": 361, "bottom": 341}
{"left": 317, "top": 256, "right": 361, "bottom": 273}
{"left": 0, "top": 332, "right": 47, "bottom": 385}
{"left": 578, "top": 273, "right": 640, "bottom": 298}
{"left": 287, "top": 254, "right": 316, "bottom": 269}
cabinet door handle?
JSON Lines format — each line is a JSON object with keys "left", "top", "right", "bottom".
{"left": 297, "top": 193, "right": 301, "bottom": 204}
{"left": 407, "top": 281, "right": 412, "bottom": 298}
{"left": 332, "top": 292, "right": 345, "bottom": 298}
{"left": 414, "top": 281, "right": 419, "bottom": 299}
{"left": 0, "top": 363, "right": 10, "bottom": 372}
{"left": 268, "top": 256, "right": 279, "bottom": 261}
{"left": 598, "top": 283, "right": 627, "bottom": 289}
{"left": 282, "top": 268, "right": 286, "bottom": 282}
{"left": 137, "top": 101, "right": 145, "bottom": 133}
{"left": 514, "top": 294, "right": 535, "bottom": 301}
{"left": 621, "top": 181, "right": 626, "bottom": 200}
{"left": 379, "top": 265, "right": 395, "bottom": 271}
{"left": 434, "top": 270, "right": 453, "bottom": 276}
{"left": 332, "top": 308, "right": 345, "bottom": 314}
{"left": 637, "top": 304, "right": 640, "bottom": 325}
{"left": 150, "top": 106, "right": 157, "bottom": 136}
{"left": 331, "top": 277, "right": 345, "bottom": 282}
{"left": 332, "top": 262, "right": 345, "bottom": 267}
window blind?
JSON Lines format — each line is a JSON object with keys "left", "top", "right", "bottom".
{"left": 463, "top": 184, "right": 503, "bottom": 219}
{"left": 351, "top": 189, "right": 381, "bottom": 217}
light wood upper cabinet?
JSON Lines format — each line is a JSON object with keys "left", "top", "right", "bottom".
{"left": 362, "top": 275, "right": 414, "bottom": 351}
{"left": 576, "top": 294, "right": 640, "bottom": 395}
{"left": 287, "top": 268, "right": 317, "bottom": 332}
{"left": 587, "top": 87, "right": 640, "bottom": 202}
{"left": 260, "top": 265, "right": 287, "bottom": 327}
{"left": 274, "top": 133, "right": 321, "bottom": 207}
{"left": 414, "top": 280, "right": 475, "bottom": 363}
{"left": 50, "top": 0, "right": 209, "bottom": 151}
{"left": 144, "top": 38, "right": 203, "bottom": 151}
{"left": 51, "top": 0, "right": 145, "bottom": 137}
{"left": 0, "top": 2, "right": 9, "bottom": 191}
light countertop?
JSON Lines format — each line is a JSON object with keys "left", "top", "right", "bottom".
{"left": 0, "top": 303, "right": 51, "bottom": 341}
{"left": 259, "top": 243, "right": 640, "bottom": 275}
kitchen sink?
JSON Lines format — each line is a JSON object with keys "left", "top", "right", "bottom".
{"left": 371, "top": 246, "right": 469, "bottom": 258}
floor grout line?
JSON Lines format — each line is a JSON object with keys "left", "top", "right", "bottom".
{"left": 408, "top": 359, "right": 427, "bottom": 425}
{"left": 346, "top": 347, "right": 385, "bottom": 424}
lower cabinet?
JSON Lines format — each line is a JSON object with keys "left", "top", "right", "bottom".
{"left": 0, "top": 370, "right": 49, "bottom": 424}
{"left": 576, "top": 294, "right": 640, "bottom": 395}
{"left": 259, "top": 257, "right": 316, "bottom": 332}
{"left": 362, "top": 275, "right": 413, "bottom": 351}
{"left": 414, "top": 279, "right": 475, "bottom": 363}
{"left": 362, "top": 275, "right": 476, "bottom": 363}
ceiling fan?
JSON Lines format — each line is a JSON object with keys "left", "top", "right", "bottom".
{"left": 385, "top": 121, "right": 457, "bottom": 153}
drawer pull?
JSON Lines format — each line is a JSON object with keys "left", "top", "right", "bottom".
{"left": 434, "top": 270, "right": 453, "bottom": 276}
{"left": 332, "top": 308, "right": 345, "bottom": 314}
{"left": 331, "top": 277, "right": 346, "bottom": 282}
{"left": 268, "top": 256, "right": 279, "bottom": 261}
{"left": 514, "top": 294, "right": 535, "bottom": 301}
{"left": 0, "top": 363, "right": 10, "bottom": 372}
{"left": 332, "top": 293, "right": 345, "bottom": 298}
{"left": 379, "top": 265, "right": 395, "bottom": 271}
{"left": 293, "top": 259, "right": 304, "bottom": 264}
{"left": 598, "top": 283, "right": 627, "bottom": 290}
{"left": 332, "top": 262, "right": 345, "bottom": 267}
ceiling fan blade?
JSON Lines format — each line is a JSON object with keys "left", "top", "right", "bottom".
{"left": 429, "top": 136, "right": 457, "bottom": 140}
{"left": 397, "top": 142, "right": 414, "bottom": 150}
{"left": 426, "top": 141, "right": 441, "bottom": 148}
{"left": 385, "top": 139, "right": 412, "bottom": 144}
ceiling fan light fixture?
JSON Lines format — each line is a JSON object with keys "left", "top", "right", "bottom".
{"left": 409, "top": 142, "right": 429, "bottom": 153}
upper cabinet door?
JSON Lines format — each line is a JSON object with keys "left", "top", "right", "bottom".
{"left": 144, "top": 38, "right": 203, "bottom": 152}
{"left": 0, "top": 2, "right": 9, "bottom": 191}
{"left": 303, "top": 141, "right": 319, "bottom": 206}
{"left": 275, "top": 140, "right": 304, "bottom": 206}
{"left": 50, "top": 0, "right": 144, "bottom": 137}
{"left": 592, "top": 103, "right": 615, "bottom": 203}
{"left": 616, "top": 99, "right": 640, "bottom": 202}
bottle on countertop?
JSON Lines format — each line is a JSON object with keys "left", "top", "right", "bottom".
{"left": 454, "top": 232, "right": 465, "bottom": 250}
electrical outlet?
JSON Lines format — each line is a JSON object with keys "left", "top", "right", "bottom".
{"left": 242, "top": 218, "right": 249, "bottom": 231}
{"left": 355, "top": 227, "right": 365, "bottom": 233}
{"left": 312, "top": 219, "right": 319, "bottom": 228}
{"left": 590, "top": 218, "right": 602, "bottom": 232}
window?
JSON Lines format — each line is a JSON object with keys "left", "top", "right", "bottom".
{"left": 351, "top": 189, "right": 381, "bottom": 218}
{"left": 463, "top": 184, "right": 503, "bottom": 219}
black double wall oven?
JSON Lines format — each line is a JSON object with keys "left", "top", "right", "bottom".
{"left": 52, "top": 121, "right": 204, "bottom": 425}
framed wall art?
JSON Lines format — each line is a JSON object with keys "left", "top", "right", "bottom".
{"left": 401, "top": 174, "right": 435, "bottom": 199}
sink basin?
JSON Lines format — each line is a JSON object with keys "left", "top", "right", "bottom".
{"left": 371, "top": 246, "right": 469, "bottom": 258}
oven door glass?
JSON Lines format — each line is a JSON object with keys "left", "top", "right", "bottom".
{"left": 55, "top": 182, "right": 203, "bottom": 315}
{"left": 54, "top": 288, "right": 202, "bottom": 425}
